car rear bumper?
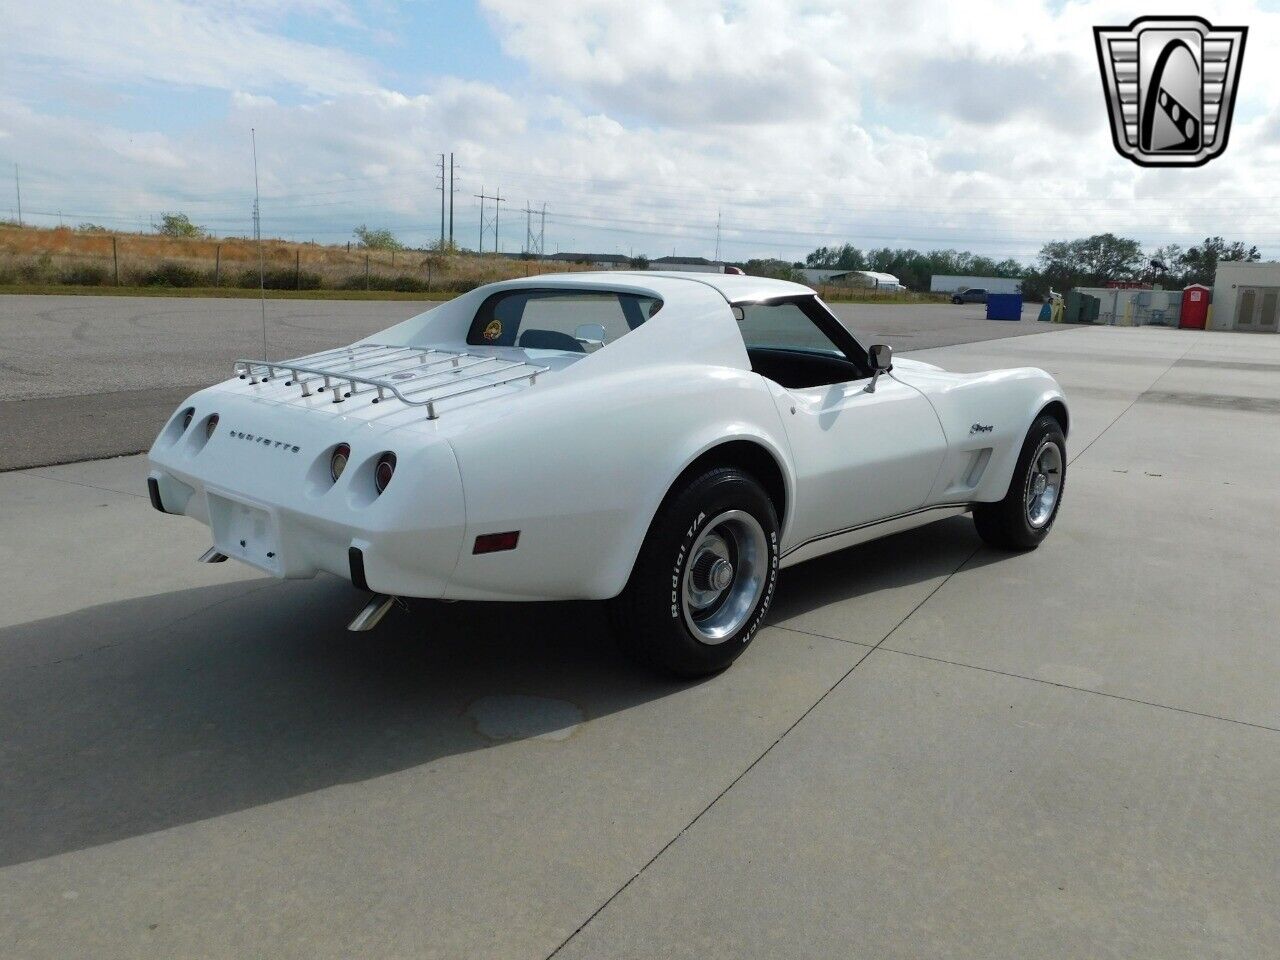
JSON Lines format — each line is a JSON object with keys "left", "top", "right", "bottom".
{"left": 147, "top": 390, "right": 467, "bottom": 598}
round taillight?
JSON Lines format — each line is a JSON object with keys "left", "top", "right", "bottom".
{"left": 374, "top": 452, "right": 396, "bottom": 494}
{"left": 330, "top": 443, "right": 351, "bottom": 482}
{"left": 205, "top": 414, "right": 219, "bottom": 440}
{"left": 181, "top": 408, "right": 194, "bottom": 431}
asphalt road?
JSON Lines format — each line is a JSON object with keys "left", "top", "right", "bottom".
{"left": 3, "top": 325, "right": 1276, "bottom": 958}
{"left": 0, "top": 293, "right": 1057, "bottom": 470}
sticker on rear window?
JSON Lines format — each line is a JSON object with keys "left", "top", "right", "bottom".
{"left": 483, "top": 320, "right": 503, "bottom": 341}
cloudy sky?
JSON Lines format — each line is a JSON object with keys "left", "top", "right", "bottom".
{"left": 1, "top": 0, "right": 1278, "bottom": 263}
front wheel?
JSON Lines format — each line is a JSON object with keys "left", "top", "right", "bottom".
{"left": 973, "top": 415, "right": 1066, "bottom": 550}
{"left": 610, "top": 467, "right": 779, "bottom": 677}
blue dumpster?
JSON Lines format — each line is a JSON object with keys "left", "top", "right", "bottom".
{"left": 986, "top": 293, "right": 1022, "bottom": 321}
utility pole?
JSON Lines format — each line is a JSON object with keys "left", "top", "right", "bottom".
{"left": 539, "top": 202, "right": 546, "bottom": 260}
{"left": 524, "top": 202, "right": 533, "bottom": 255}
{"left": 448, "top": 152, "right": 456, "bottom": 247}
{"left": 435, "top": 153, "right": 446, "bottom": 249}
{"left": 475, "top": 186, "right": 486, "bottom": 254}
{"left": 14, "top": 164, "right": 21, "bottom": 227}
{"left": 714, "top": 208, "right": 722, "bottom": 262}
{"left": 493, "top": 188, "right": 504, "bottom": 253}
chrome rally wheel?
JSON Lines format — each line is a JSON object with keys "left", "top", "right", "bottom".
{"left": 610, "top": 467, "right": 779, "bottom": 677}
{"left": 1025, "top": 439, "right": 1063, "bottom": 529}
{"left": 680, "top": 510, "right": 769, "bottom": 645}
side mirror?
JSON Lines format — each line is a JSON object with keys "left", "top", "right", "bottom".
{"left": 866, "top": 343, "right": 892, "bottom": 392}
{"left": 573, "top": 323, "right": 607, "bottom": 351}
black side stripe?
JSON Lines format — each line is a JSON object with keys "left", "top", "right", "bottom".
{"left": 781, "top": 503, "right": 972, "bottom": 559}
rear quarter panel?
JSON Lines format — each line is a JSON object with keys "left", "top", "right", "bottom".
{"left": 443, "top": 365, "right": 792, "bottom": 601}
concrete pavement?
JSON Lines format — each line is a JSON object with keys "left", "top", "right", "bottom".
{"left": 1, "top": 325, "right": 1277, "bottom": 958}
{"left": 0, "top": 293, "right": 1057, "bottom": 470}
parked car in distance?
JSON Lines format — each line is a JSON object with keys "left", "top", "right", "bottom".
{"left": 148, "top": 272, "right": 1068, "bottom": 677}
{"left": 952, "top": 287, "right": 988, "bottom": 304}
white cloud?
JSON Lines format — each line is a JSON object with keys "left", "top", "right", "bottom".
{"left": 4, "top": 0, "right": 1280, "bottom": 260}
{"left": 0, "top": 0, "right": 375, "bottom": 96}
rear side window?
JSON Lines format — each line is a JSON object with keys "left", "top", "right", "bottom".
{"left": 737, "top": 301, "right": 844, "bottom": 356}
{"left": 467, "top": 289, "right": 662, "bottom": 352}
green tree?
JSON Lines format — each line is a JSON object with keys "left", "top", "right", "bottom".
{"left": 158, "top": 212, "right": 205, "bottom": 238}
{"left": 744, "top": 258, "right": 800, "bottom": 282}
{"left": 1025, "top": 233, "right": 1144, "bottom": 296}
{"left": 806, "top": 243, "right": 866, "bottom": 270}
{"left": 1178, "top": 236, "right": 1260, "bottom": 286}
{"left": 802, "top": 243, "right": 1026, "bottom": 292}
{"left": 354, "top": 224, "right": 403, "bottom": 251}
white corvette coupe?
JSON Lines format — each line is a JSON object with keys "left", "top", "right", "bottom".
{"left": 148, "top": 273, "right": 1067, "bottom": 675}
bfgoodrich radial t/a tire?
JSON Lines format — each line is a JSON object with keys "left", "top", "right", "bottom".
{"left": 611, "top": 467, "right": 780, "bottom": 677}
{"left": 973, "top": 414, "right": 1066, "bottom": 550}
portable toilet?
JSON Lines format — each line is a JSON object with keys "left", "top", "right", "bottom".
{"left": 1180, "top": 284, "right": 1210, "bottom": 329}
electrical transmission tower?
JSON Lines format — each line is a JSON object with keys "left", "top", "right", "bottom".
{"left": 474, "top": 186, "right": 505, "bottom": 254}
{"left": 524, "top": 201, "right": 548, "bottom": 257}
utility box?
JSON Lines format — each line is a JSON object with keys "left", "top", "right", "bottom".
{"left": 1180, "top": 284, "right": 1210, "bottom": 329}
{"left": 986, "top": 293, "right": 1022, "bottom": 321}
{"left": 1086, "top": 294, "right": 1101, "bottom": 322}
{"left": 1065, "top": 290, "right": 1097, "bottom": 324}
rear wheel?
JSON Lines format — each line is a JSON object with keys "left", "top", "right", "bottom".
{"left": 611, "top": 467, "right": 779, "bottom": 677}
{"left": 973, "top": 415, "right": 1066, "bottom": 550}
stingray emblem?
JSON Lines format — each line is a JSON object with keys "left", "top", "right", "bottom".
{"left": 1094, "top": 16, "right": 1247, "bottom": 167}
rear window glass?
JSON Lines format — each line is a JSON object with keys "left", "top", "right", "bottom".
{"left": 467, "top": 290, "right": 662, "bottom": 352}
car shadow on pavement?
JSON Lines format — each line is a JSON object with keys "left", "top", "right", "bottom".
{"left": 0, "top": 578, "right": 679, "bottom": 869}
{"left": 0, "top": 515, "right": 1014, "bottom": 869}
{"left": 768, "top": 515, "right": 1009, "bottom": 624}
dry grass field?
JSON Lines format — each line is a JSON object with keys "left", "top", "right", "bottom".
{"left": 0, "top": 224, "right": 948, "bottom": 304}
{"left": 0, "top": 225, "right": 588, "bottom": 296}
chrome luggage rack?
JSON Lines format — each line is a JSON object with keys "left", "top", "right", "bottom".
{"left": 233, "top": 344, "right": 549, "bottom": 420}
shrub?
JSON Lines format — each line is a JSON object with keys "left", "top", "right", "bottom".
{"left": 135, "top": 261, "right": 206, "bottom": 287}
{"left": 338, "top": 273, "right": 431, "bottom": 292}
{"left": 236, "top": 267, "right": 323, "bottom": 290}
{"left": 353, "top": 224, "right": 402, "bottom": 251}
{"left": 60, "top": 264, "right": 110, "bottom": 285}
{"left": 439, "top": 277, "right": 481, "bottom": 294}
{"left": 158, "top": 213, "right": 205, "bottom": 238}
{"left": 18, "top": 254, "right": 55, "bottom": 282}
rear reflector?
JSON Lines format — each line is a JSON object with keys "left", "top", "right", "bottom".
{"left": 473, "top": 531, "right": 520, "bottom": 554}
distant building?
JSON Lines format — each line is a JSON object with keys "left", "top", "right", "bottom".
{"left": 799, "top": 268, "right": 856, "bottom": 285}
{"left": 547, "top": 252, "right": 633, "bottom": 268}
{"left": 647, "top": 256, "right": 724, "bottom": 274}
{"left": 801, "top": 269, "right": 903, "bottom": 291}
{"left": 930, "top": 274, "right": 1022, "bottom": 295}
{"left": 1211, "top": 261, "right": 1280, "bottom": 332}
